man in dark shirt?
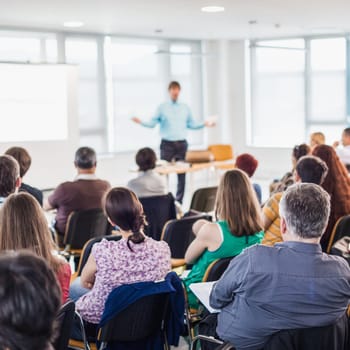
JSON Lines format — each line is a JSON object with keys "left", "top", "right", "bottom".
{"left": 44, "top": 147, "right": 110, "bottom": 238}
{"left": 210, "top": 183, "right": 350, "bottom": 350}
{"left": 0, "top": 155, "right": 21, "bottom": 206}
{"left": 5, "top": 147, "right": 43, "bottom": 206}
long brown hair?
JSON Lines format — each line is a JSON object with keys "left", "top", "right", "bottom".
{"left": 312, "top": 145, "right": 350, "bottom": 246}
{"left": 215, "top": 169, "right": 263, "bottom": 236}
{"left": 0, "top": 193, "right": 62, "bottom": 273}
{"left": 104, "top": 187, "right": 147, "bottom": 251}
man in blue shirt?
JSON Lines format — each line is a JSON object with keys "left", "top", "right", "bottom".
{"left": 132, "top": 81, "right": 214, "bottom": 203}
{"left": 210, "top": 183, "right": 350, "bottom": 350}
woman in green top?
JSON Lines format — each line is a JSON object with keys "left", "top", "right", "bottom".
{"left": 184, "top": 169, "right": 264, "bottom": 309}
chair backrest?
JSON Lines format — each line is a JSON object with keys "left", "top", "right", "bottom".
{"left": 98, "top": 292, "right": 170, "bottom": 343}
{"left": 52, "top": 300, "right": 75, "bottom": 350}
{"left": 76, "top": 235, "right": 122, "bottom": 277}
{"left": 139, "top": 193, "right": 177, "bottom": 240}
{"left": 161, "top": 214, "right": 212, "bottom": 259}
{"left": 208, "top": 144, "right": 234, "bottom": 161}
{"left": 64, "top": 208, "right": 109, "bottom": 250}
{"left": 327, "top": 215, "right": 350, "bottom": 253}
{"left": 190, "top": 186, "right": 218, "bottom": 213}
{"left": 263, "top": 313, "right": 350, "bottom": 350}
{"left": 203, "top": 257, "right": 234, "bottom": 282}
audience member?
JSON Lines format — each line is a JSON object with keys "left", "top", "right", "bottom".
{"left": 333, "top": 127, "right": 350, "bottom": 170}
{"left": 5, "top": 147, "right": 43, "bottom": 205}
{"left": 0, "top": 193, "right": 71, "bottom": 303}
{"left": 310, "top": 131, "right": 325, "bottom": 149}
{"left": 183, "top": 169, "right": 264, "bottom": 309}
{"left": 210, "top": 183, "right": 350, "bottom": 350}
{"left": 270, "top": 143, "right": 310, "bottom": 194}
{"left": 127, "top": 147, "right": 167, "bottom": 198}
{"left": 312, "top": 144, "right": 350, "bottom": 250}
{"left": 0, "top": 251, "right": 61, "bottom": 350}
{"left": 71, "top": 187, "right": 171, "bottom": 326}
{"left": 44, "top": 147, "right": 110, "bottom": 241}
{"left": 0, "top": 155, "right": 21, "bottom": 206}
{"left": 235, "top": 153, "right": 262, "bottom": 204}
{"left": 263, "top": 155, "right": 328, "bottom": 246}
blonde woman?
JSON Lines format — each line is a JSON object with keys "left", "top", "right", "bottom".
{"left": 0, "top": 192, "right": 71, "bottom": 303}
{"left": 183, "top": 169, "right": 264, "bottom": 309}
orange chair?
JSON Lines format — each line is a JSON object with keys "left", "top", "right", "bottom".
{"left": 208, "top": 144, "right": 234, "bottom": 161}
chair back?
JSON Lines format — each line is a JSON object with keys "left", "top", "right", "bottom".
{"left": 139, "top": 193, "right": 176, "bottom": 240}
{"left": 76, "top": 235, "right": 122, "bottom": 277}
{"left": 203, "top": 257, "right": 234, "bottom": 282}
{"left": 190, "top": 186, "right": 218, "bottom": 213}
{"left": 263, "top": 313, "right": 350, "bottom": 350}
{"left": 161, "top": 214, "right": 212, "bottom": 259}
{"left": 327, "top": 215, "right": 350, "bottom": 253}
{"left": 64, "top": 208, "right": 109, "bottom": 250}
{"left": 98, "top": 292, "right": 170, "bottom": 343}
{"left": 53, "top": 300, "right": 75, "bottom": 350}
{"left": 208, "top": 144, "right": 234, "bottom": 161}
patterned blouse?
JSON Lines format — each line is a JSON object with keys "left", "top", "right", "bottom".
{"left": 76, "top": 237, "right": 171, "bottom": 324}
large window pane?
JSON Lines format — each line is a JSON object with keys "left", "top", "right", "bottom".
{"left": 251, "top": 40, "right": 305, "bottom": 147}
{"left": 310, "top": 38, "right": 346, "bottom": 122}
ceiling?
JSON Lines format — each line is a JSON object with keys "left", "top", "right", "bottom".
{"left": 0, "top": 0, "right": 349, "bottom": 40}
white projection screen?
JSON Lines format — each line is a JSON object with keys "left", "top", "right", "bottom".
{"left": 0, "top": 63, "right": 70, "bottom": 142}
{"left": 0, "top": 63, "right": 79, "bottom": 189}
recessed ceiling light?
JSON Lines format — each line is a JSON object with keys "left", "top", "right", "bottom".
{"left": 201, "top": 6, "right": 225, "bottom": 13}
{"left": 63, "top": 21, "right": 84, "bottom": 28}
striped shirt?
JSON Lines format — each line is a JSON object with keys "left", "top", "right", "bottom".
{"left": 262, "top": 192, "right": 283, "bottom": 246}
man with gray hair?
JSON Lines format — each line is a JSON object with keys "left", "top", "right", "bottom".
{"left": 210, "top": 183, "right": 350, "bottom": 350}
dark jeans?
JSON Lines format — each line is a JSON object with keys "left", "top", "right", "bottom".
{"left": 160, "top": 139, "right": 188, "bottom": 203}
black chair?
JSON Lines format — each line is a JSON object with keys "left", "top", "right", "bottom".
{"left": 53, "top": 300, "right": 76, "bottom": 350}
{"left": 161, "top": 214, "right": 212, "bottom": 266}
{"left": 203, "top": 257, "right": 234, "bottom": 282}
{"left": 189, "top": 187, "right": 218, "bottom": 213}
{"left": 139, "top": 193, "right": 176, "bottom": 240}
{"left": 63, "top": 208, "right": 110, "bottom": 256}
{"left": 75, "top": 235, "right": 122, "bottom": 277}
{"left": 327, "top": 215, "right": 350, "bottom": 253}
{"left": 97, "top": 293, "right": 171, "bottom": 350}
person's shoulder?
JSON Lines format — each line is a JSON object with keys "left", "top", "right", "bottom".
{"left": 322, "top": 251, "right": 350, "bottom": 273}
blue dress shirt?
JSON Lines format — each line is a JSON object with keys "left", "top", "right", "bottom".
{"left": 210, "top": 241, "right": 350, "bottom": 350}
{"left": 141, "top": 100, "right": 205, "bottom": 141}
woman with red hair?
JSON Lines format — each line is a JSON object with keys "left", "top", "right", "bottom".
{"left": 312, "top": 144, "right": 350, "bottom": 250}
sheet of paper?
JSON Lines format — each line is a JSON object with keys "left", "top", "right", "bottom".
{"left": 189, "top": 281, "right": 220, "bottom": 313}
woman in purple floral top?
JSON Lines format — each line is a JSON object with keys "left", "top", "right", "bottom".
{"left": 75, "top": 187, "right": 171, "bottom": 324}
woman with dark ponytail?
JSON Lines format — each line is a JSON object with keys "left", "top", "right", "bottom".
{"left": 74, "top": 187, "right": 171, "bottom": 325}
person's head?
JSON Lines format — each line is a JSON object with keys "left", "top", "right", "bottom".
{"left": 168, "top": 81, "right": 181, "bottom": 101}
{"left": 0, "top": 155, "right": 21, "bottom": 198}
{"left": 104, "top": 187, "right": 146, "bottom": 250}
{"left": 295, "top": 155, "right": 328, "bottom": 185}
{"left": 135, "top": 147, "right": 157, "bottom": 172}
{"left": 74, "top": 147, "right": 97, "bottom": 174}
{"left": 0, "top": 192, "right": 61, "bottom": 273}
{"left": 5, "top": 147, "right": 32, "bottom": 179}
{"left": 235, "top": 153, "right": 259, "bottom": 178}
{"left": 341, "top": 127, "right": 350, "bottom": 146}
{"left": 215, "top": 169, "right": 263, "bottom": 237}
{"left": 0, "top": 251, "right": 61, "bottom": 350}
{"left": 292, "top": 144, "right": 311, "bottom": 168}
{"left": 279, "top": 183, "right": 331, "bottom": 243}
{"left": 310, "top": 132, "right": 325, "bottom": 148}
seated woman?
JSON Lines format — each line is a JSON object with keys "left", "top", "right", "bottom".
{"left": 0, "top": 193, "right": 71, "bottom": 303}
{"left": 235, "top": 153, "right": 262, "bottom": 204}
{"left": 73, "top": 187, "right": 171, "bottom": 325}
{"left": 183, "top": 169, "right": 264, "bottom": 309}
{"left": 127, "top": 147, "right": 167, "bottom": 198}
{"left": 270, "top": 143, "right": 311, "bottom": 194}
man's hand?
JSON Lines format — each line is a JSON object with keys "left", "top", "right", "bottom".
{"left": 131, "top": 117, "right": 142, "bottom": 124}
{"left": 204, "top": 120, "right": 216, "bottom": 127}
{"left": 333, "top": 141, "right": 340, "bottom": 148}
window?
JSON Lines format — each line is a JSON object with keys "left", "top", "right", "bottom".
{"left": 250, "top": 39, "right": 305, "bottom": 147}
{"left": 250, "top": 37, "right": 349, "bottom": 147}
